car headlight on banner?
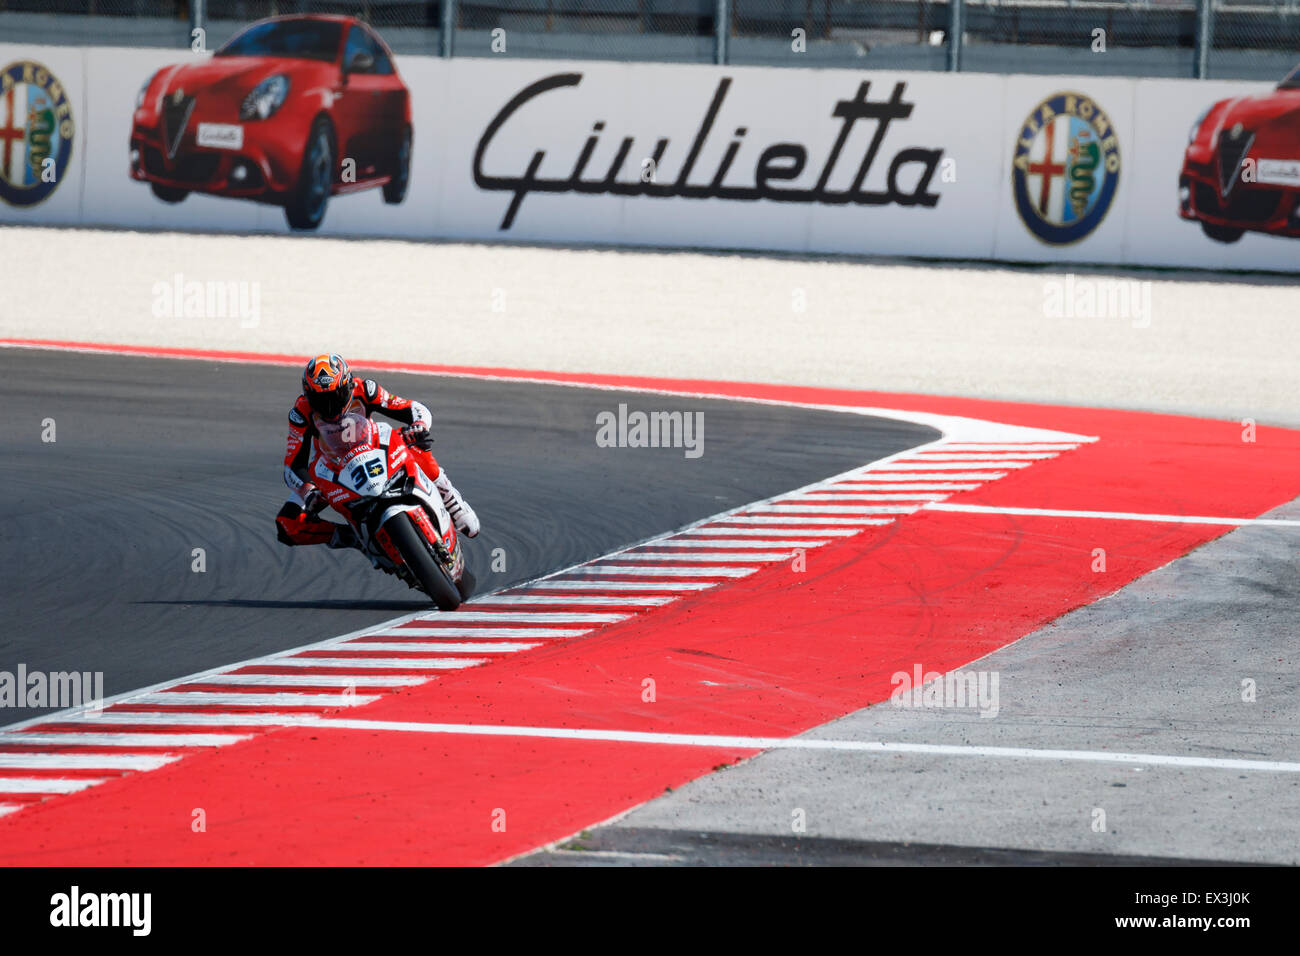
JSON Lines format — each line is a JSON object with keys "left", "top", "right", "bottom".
{"left": 240, "top": 75, "right": 289, "bottom": 121}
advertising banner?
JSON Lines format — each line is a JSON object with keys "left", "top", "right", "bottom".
{"left": 1, "top": 25, "right": 1296, "bottom": 273}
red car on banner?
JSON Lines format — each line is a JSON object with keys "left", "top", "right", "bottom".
{"left": 1179, "top": 64, "right": 1300, "bottom": 243}
{"left": 129, "top": 15, "right": 411, "bottom": 230}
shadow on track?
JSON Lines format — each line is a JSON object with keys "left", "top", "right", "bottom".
{"left": 135, "top": 599, "right": 431, "bottom": 612}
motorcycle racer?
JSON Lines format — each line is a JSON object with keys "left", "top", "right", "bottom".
{"left": 275, "top": 353, "right": 480, "bottom": 551}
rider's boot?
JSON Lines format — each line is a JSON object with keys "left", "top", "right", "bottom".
{"left": 434, "top": 470, "right": 480, "bottom": 538}
{"left": 327, "top": 524, "right": 362, "bottom": 551}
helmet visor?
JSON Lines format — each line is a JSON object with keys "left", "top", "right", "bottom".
{"left": 308, "top": 382, "right": 351, "bottom": 421}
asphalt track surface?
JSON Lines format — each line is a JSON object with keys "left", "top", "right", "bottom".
{"left": 0, "top": 348, "right": 937, "bottom": 723}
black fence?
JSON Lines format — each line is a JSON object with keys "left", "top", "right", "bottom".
{"left": 3, "top": 0, "right": 1298, "bottom": 79}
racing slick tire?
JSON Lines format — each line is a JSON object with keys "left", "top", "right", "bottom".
{"left": 387, "top": 511, "right": 461, "bottom": 612}
{"left": 456, "top": 568, "right": 476, "bottom": 603}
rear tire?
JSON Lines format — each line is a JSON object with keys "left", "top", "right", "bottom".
{"left": 456, "top": 568, "right": 476, "bottom": 603}
{"left": 386, "top": 512, "right": 460, "bottom": 611}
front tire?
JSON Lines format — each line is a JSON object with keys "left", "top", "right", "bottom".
{"left": 382, "top": 127, "right": 411, "bottom": 205}
{"left": 386, "top": 511, "right": 460, "bottom": 611}
{"left": 1201, "top": 221, "right": 1245, "bottom": 244}
{"left": 285, "top": 117, "right": 334, "bottom": 231}
{"left": 151, "top": 183, "right": 189, "bottom": 204}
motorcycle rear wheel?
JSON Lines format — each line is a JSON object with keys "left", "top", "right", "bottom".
{"left": 387, "top": 512, "right": 461, "bottom": 611}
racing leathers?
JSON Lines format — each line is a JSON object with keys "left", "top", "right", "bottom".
{"left": 274, "top": 377, "right": 480, "bottom": 548}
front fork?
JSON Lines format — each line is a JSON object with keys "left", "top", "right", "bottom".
{"left": 375, "top": 504, "right": 462, "bottom": 580}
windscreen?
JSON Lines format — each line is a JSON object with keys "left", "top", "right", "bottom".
{"left": 215, "top": 19, "right": 343, "bottom": 62}
{"left": 315, "top": 412, "right": 374, "bottom": 463}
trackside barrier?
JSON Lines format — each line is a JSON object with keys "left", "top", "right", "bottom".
{"left": 0, "top": 42, "right": 1296, "bottom": 272}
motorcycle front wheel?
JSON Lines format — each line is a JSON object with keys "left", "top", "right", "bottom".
{"left": 386, "top": 511, "right": 461, "bottom": 612}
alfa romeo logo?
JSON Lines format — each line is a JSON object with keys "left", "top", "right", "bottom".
{"left": 0, "top": 60, "right": 74, "bottom": 207}
{"left": 1012, "top": 91, "right": 1120, "bottom": 245}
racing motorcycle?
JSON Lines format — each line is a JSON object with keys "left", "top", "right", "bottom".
{"left": 307, "top": 411, "right": 473, "bottom": 611}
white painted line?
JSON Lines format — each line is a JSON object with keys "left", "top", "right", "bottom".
{"left": 875, "top": 460, "right": 1030, "bottom": 471}
{"left": 783, "top": 492, "right": 949, "bottom": 501}
{"left": 614, "top": 552, "right": 790, "bottom": 562}
{"left": 679, "top": 526, "right": 859, "bottom": 537}
{"left": 0, "top": 732, "right": 249, "bottom": 747}
{"left": 519, "top": 582, "right": 713, "bottom": 592}
{"left": 383, "top": 626, "right": 593, "bottom": 637}
{"left": 720, "top": 516, "right": 894, "bottom": 526}
{"left": 652, "top": 539, "right": 828, "bottom": 549}
{"left": 0, "top": 804, "right": 21, "bottom": 817}
{"left": 335, "top": 641, "right": 538, "bottom": 654}
{"left": 432, "top": 611, "right": 627, "bottom": 623}
{"left": 0, "top": 753, "right": 179, "bottom": 771}
{"left": 750, "top": 504, "right": 919, "bottom": 514}
{"left": 548, "top": 849, "right": 684, "bottom": 862}
{"left": 470, "top": 594, "right": 674, "bottom": 607}
{"left": 924, "top": 502, "right": 1300, "bottom": 528}
{"left": 126, "top": 691, "right": 381, "bottom": 708}
{"left": 914, "top": 453, "right": 1057, "bottom": 461}
{"left": 64, "top": 712, "right": 316, "bottom": 727}
{"left": 0, "top": 777, "right": 109, "bottom": 794}
{"left": 843, "top": 472, "right": 1006, "bottom": 481}
{"left": 303, "top": 719, "right": 1300, "bottom": 774}
{"left": 830, "top": 482, "right": 978, "bottom": 491}
{"left": 262, "top": 657, "right": 488, "bottom": 670}
{"left": 571, "top": 565, "right": 756, "bottom": 577}
{"left": 196, "top": 673, "right": 428, "bottom": 688}
{"left": 943, "top": 443, "right": 1079, "bottom": 451}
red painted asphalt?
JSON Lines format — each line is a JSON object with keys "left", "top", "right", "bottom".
{"left": 1, "top": 340, "right": 1297, "bottom": 865}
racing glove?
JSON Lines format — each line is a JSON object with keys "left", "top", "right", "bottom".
{"left": 402, "top": 423, "right": 434, "bottom": 451}
{"left": 302, "top": 486, "right": 327, "bottom": 516}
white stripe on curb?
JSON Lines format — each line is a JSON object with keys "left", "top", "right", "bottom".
{"left": 569, "top": 565, "right": 756, "bottom": 577}
{"left": 0, "top": 753, "right": 180, "bottom": 771}
{"left": 383, "top": 626, "right": 593, "bottom": 636}
{"left": 613, "top": 552, "right": 791, "bottom": 562}
{"left": 875, "top": 461, "right": 1030, "bottom": 471}
{"left": 648, "top": 539, "right": 829, "bottom": 549}
{"left": 678, "top": 526, "right": 859, "bottom": 537}
{"left": 468, "top": 594, "right": 674, "bottom": 606}
{"left": 0, "top": 732, "right": 250, "bottom": 747}
{"left": 720, "top": 516, "right": 895, "bottom": 525}
{"left": 259, "top": 657, "right": 489, "bottom": 670}
{"left": 518, "top": 582, "right": 713, "bottom": 592}
{"left": 125, "top": 691, "right": 381, "bottom": 708}
{"left": 837, "top": 472, "right": 1006, "bottom": 481}
{"left": 334, "top": 641, "right": 539, "bottom": 654}
{"left": 0, "top": 778, "right": 109, "bottom": 794}
{"left": 194, "top": 673, "right": 428, "bottom": 687}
